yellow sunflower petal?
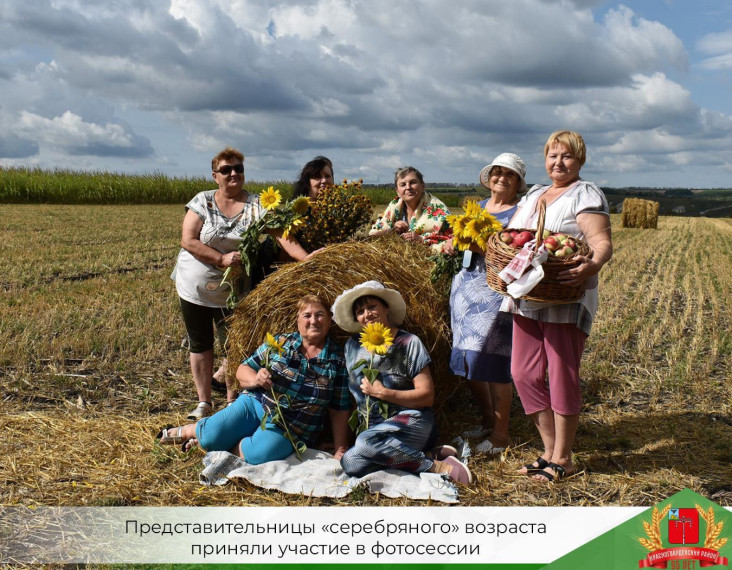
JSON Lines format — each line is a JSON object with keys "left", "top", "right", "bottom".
{"left": 260, "top": 187, "right": 282, "bottom": 210}
{"left": 447, "top": 214, "right": 469, "bottom": 238}
{"left": 463, "top": 200, "right": 482, "bottom": 218}
{"left": 265, "top": 332, "right": 285, "bottom": 354}
{"left": 359, "top": 322, "right": 394, "bottom": 355}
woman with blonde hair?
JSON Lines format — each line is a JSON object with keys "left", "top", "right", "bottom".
{"left": 503, "top": 131, "right": 612, "bottom": 482}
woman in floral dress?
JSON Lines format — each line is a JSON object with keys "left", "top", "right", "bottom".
{"left": 448, "top": 153, "right": 526, "bottom": 455}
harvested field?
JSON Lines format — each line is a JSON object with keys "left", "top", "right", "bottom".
{"left": 0, "top": 205, "right": 730, "bottom": 507}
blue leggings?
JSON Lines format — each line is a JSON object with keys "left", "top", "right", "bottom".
{"left": 340, "top": 409, "right": 438, "bottom": 477}
{"left": 195, "top": 393, "right": 293, "bottom": 465}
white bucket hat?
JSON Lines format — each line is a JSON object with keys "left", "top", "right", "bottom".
{"left": 331, "top": 280, "right": 406, "bottom": 333}
{"left": 479, "top": 152, "right": 527, "bottom": 192}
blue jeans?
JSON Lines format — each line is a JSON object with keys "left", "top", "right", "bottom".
{"left": 340, "top": 408, "right": 438, "bottom": 477}
{"left": 195, "top": 393, "right": 293, "bottom": 464}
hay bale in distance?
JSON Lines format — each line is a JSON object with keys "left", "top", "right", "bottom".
{"left": 621, "top": 197, "right": 659, "bottom": 229}
{"left": 227, "top": 234, "right": 458, "bottom": 409}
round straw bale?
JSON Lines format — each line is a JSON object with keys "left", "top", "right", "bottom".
{"left": 227, "top": 233, "right": 459, "bottom": 409}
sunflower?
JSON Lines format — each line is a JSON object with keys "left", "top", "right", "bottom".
{"left": 483, "top": 212, "right": 504, "bottom": 234}
{"left": 265, "top": 332, "right": 285, "bottom": 356}
{"left": 463, "top": 200, "right": 483, "bottom": 218}
{"left": 446, "top": 213, "right": 469, "bottom": 239}
{"left": 282, "top": 217, "right": 305, "bottom": 239}
{"left": 260, "top": 187, "right": 282, "bottom": 210}
{"left": 454, "top": 234, "right": 474, "bottom": 251}
{"left": 359, "top": 322, "right": 394, "bottom": 355}
{"left": 291, "top": 196, "right": 311, "bottom": 215}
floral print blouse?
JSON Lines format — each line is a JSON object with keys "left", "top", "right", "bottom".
{"left": 369, "top": 191, "right": 452, "bottom": 253}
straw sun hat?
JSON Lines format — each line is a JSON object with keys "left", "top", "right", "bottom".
{"left": 479, "top": 152, "right": 527, "bottom": 192}
{"left": 331, "top": 280, "right": 407, "bottom": 333}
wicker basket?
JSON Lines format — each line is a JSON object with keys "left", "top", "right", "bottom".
{"left": 485, "top": 202, "right": 591, "bottom": 303}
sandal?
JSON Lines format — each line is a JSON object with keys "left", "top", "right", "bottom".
{"left": 156, "top": 426, "right": 185, "bottom": 445}
{"left": 157, "top": 427, "right": 197, "bottom": 452}
{"left": 533, "top": 462, "right": 569, "bottom": 483}
{"left": 521, "top": 457, "right": 549, "bottom": 474}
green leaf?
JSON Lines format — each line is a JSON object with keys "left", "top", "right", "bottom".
{"left": 348, "top": 409, "right": 360, "bottom": 432}
{"left": 378, "top": 401, "right": 390, "bottom": 421}
{"left": 349, "top": 358, "right": 369, "bottom": 371}
{"left": 362, "top": 368, "right": 380, "bottom": 383}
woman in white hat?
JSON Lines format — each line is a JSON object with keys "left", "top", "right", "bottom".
{"left": 447, "top": 153, "right": 526, "bottom": 455}
{"left": 332, "top": 281, "right": 472, "bottom": 484}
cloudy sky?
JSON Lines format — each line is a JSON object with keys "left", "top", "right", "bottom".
{"left": 2, "top": 0, "right": 732, "bottom": 188}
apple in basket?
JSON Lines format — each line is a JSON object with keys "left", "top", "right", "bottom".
{"left": 512, "top": 230, "right": 534, "bottom": 248}
{"left": 564, "top": 238, "right": 578, "bottom": 251}
{"left": 499, "top": 231, "right": 513, "bottom": 245}
{"left": 554, "top": 245, "right": 576, "bottom": 258}
{"left": 543, "top": 235, "right": 561, "bottom": 252}
{"left": 553, "top": 233, "right": 568, "bottom": 244}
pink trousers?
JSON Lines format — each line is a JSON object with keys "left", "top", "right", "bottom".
{"left": 511, "top": 314, "right": 587, "bottom": 416}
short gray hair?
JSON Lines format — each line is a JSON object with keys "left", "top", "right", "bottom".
{"left": 394, "top": 166, "right": 424, "bottom": 186}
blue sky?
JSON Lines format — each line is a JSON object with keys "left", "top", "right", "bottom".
{"left": 1, "top": 0, "right": 731, "bottom": 188}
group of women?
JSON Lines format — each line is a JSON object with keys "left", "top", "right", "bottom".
{"left": 161, "top": 129, "right": 613, "bottom": 485}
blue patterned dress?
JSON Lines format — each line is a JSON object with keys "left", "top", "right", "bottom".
{"left": 449, "top": 200, "right": 517, "bottom": 383}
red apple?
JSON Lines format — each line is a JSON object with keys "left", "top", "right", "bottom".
{"left": 512, "top": 230, "right": 534, "bottom": 248}
{"left": 564, "top": 238, "right": 577, "bottom": 251}
{"left": 499, "top": 231, "right": 513, "bottom": 245}
{"left": 554, "top": 233, "right": 568, "bottom": 244}
{"left": 543, "top": 235, "right": 560, "bottom": 251}
{"left": 509, "top": 230, "right": 518, "bottom": 238}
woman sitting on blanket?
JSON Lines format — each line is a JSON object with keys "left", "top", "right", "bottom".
{"left": 331, "top": 281, "right": 473, "bottom": 484}
{"left": 157, "top": 295, "right": 351, "bottom": 463}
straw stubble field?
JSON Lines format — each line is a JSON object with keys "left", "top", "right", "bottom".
{"left": 0, "top": 205, "right": 730, "bottom": 507}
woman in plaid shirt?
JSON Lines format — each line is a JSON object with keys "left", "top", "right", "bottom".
{"left": 157, "top": 295, "right": 351, "bottom": 462}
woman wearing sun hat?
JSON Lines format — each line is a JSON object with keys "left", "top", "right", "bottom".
{"left": 446, "top": 153, "right": 526, "bottom": 455}
{"left": 332, "top": 281, "right": 472, "bottom": 484}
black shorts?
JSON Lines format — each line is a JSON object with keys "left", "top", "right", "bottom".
{"left": 179, "top": 298, "right": 232, "bottom": 354}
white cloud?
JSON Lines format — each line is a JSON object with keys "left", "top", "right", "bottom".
{"left": 16, "top": 111, "right": 145, "bottom": 154}
{"left": 698, "top": 29, "right": 732, "bottom": 54}
{"left": 0, "top": 0, "right": 731, "bottom": 186}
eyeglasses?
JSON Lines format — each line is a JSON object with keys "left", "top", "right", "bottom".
{"left": 214, "top": 163, "right": 244, "bottom": 175}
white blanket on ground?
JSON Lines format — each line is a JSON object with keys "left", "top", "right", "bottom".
{"left": 199, "top": 449, "right": 459, "bottom": 503}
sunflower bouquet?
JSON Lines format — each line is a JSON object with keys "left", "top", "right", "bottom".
{"left": 295, "top": 179, "right": 373, "bottom": 251}
{"left": 221, "top": 187, "right": 310, "bottom": 308}
{"left": 348, "top": 322, "right": 394, "bottom": 435}
{"left": 260, "top": 332, "right": 306, "bottom": 461}
{"left": 427, "top": 201, "right": 504, "bottom": 286}
{"left": 446, "top": 200, "right": 504, "bottom": 251}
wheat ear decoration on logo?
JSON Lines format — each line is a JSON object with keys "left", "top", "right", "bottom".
{"left": 697, "top": 504, "right": 728, "bottom": 551}
{"left": 639, "top": 504, "right": 671, "bottom": 551}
